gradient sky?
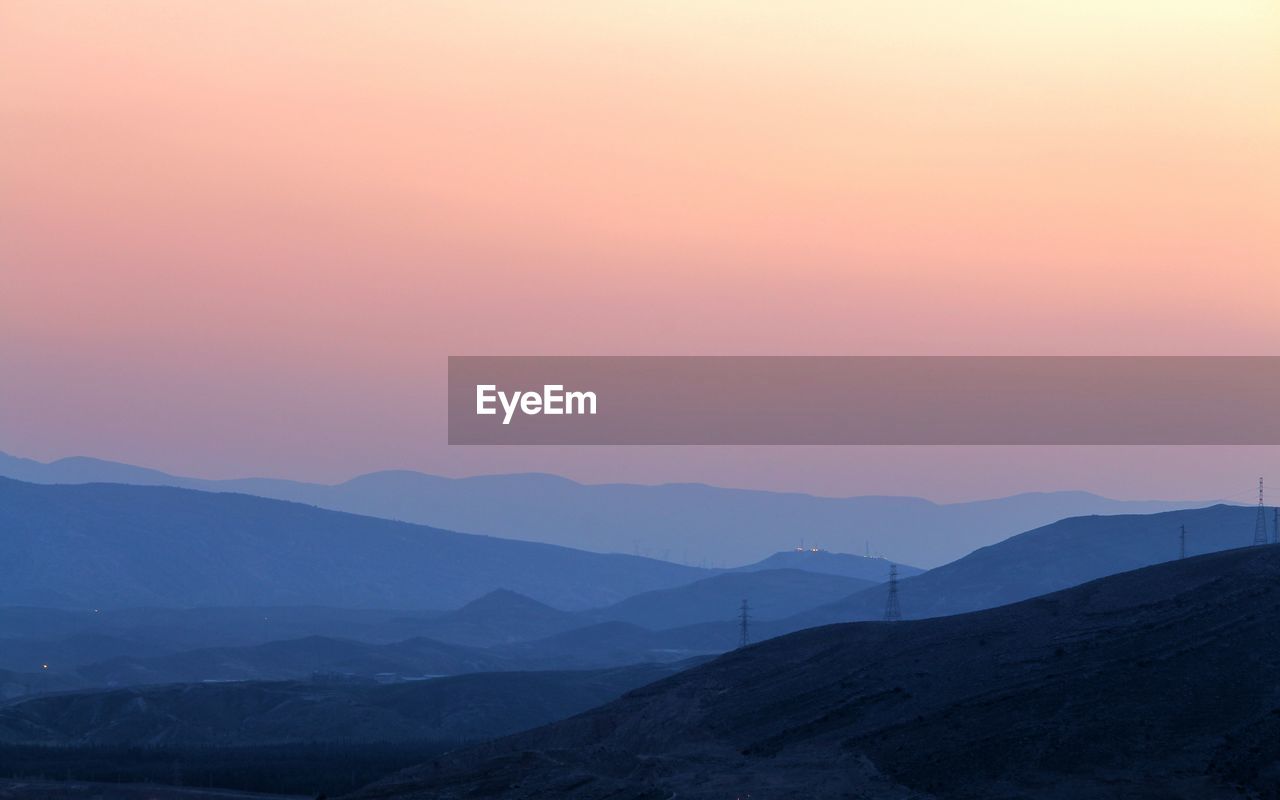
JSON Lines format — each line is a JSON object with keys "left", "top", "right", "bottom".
{"left": 2, "top": 2, "right": 1278, "bottom": 501}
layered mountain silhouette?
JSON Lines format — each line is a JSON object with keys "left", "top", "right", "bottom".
{"left": 0, "top": 606, "right": 452, "bottom": 652}
{"left": 0, "top": 451, "right": 1210, "bottom": 567}
{"left": 353, "top": 545, "right": 1280, "bottom": 800}
{"left": 589, "top": 569, "right": 874, "bottom": 628}
{"left": 0, "top": 477, "right": 707, "bottom": 610}
{"left": 410, "top": 590, "right": 585, "bottom": 647}
{"left": 735, "top": 549, "right": 924, "bottom": 580}
{"left": 76, "top": 635, "right": 501, "bottom": 686}
{"left": 793, "top": 503, "right": 1270, "bottom": 626}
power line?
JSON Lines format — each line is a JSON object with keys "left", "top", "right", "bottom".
{"left": 883, "top": 563, "right": 901, "bottom": 622}
{"left": 1254, "top": 478, "right": 1268, "bottom": 546}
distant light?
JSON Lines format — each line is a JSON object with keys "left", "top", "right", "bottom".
{"left": 41, "top": 664, "right": 48, "bottom": 670}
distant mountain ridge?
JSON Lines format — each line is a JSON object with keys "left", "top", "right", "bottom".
{"left": 589, "top": 569, "right": 874, "bottom": 629}
{"left": 0, "top": 477, "right": 707, "bottom": 611}
{"left": 0, "top": 451, "right": 1214, "bottom": 567}
{"left": 791, "top": 503, "right": 1272, "bottom": 628}
{"left": 735, "top": 549, "right": 924, "bottom": 580}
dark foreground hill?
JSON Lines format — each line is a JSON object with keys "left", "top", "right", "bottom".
{"left": 0, "top": 478, "right": 707, "bottom": 610}
{"left": 796, "top": 503, "right": 1271, "bottom": 626}
{"left": 0, "top": 662, "right": 697, "bottom": 747}
{"left": 352, "top": 545, "right": 1280, "bottom": 800}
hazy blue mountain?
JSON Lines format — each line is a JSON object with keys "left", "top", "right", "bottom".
{"left": 403, "top": 590, "right": 586, "bottom": 647}
{"left": 0, "top": 606, "right": 451, "bottom": 653}
{"left": 0, "top": 452, "right": 179, "bottom": 486}
{"left": 488, "top": 620, "right": 727, "bottom": 670}
{"left": 795, "top": 503, "right": 1270, "bottom": 626}
{"left": 734, "top": 549, "right": 924, "bottom": 580}
{"left": 0, "top": 599, "right": 574, "bottom": 671}
{"left": 0, "top": 477, "right": 708, "bottom": 611}
{"left": 0, "top": 633, "right": 174, "bottom": 673}
{"left": 589, "top": 569, "right": 874, "bottom": 629}
{"left": 354, "top": 545, "right": 1280, "bottom": 800}
{"left": 75, "top": 635, "right": 503, "bottom": 686}
{"left": 0, "top": 451, "right": 1213, "bottom": 567}
{"left": 0, "top": 669, "right": 82, "bottom": 702}
{"left": 59, "top": 622, "right": 719, "bottom": 690}
{"left": 0, "top": 662, "right": 700, "bottom": 747}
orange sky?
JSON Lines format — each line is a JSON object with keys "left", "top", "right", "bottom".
{"left": 2, "top": 2, "right": 1278, "bottom": 499}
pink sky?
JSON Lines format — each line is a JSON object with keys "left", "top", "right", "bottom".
{"left": 2, "top": 2, "right": 1278, "bottom": 501}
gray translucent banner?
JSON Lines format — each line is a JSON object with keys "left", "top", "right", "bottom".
{"left": 448, "top": 356, "right": 1280, "bottom": 445}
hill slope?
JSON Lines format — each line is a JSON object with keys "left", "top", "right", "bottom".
{"left": 76, "top": 635, "right": 502, "bottom": 686}
{"left": 0, "top": 452, "right": 1211, "bottom": 567}
{"left": 590, "top": 569, "right": 874, "bottom": 629}
{"left": 796, "top": 503, "right": 1270, "bottom": 626}
{"left": 0, "top": 606, "right": 452, "bottom": 652}
{"left": 399, "top": 590, "right": 585, "bottom": 647}
{"left": 0, "top": 662, "right": 696, "bottom": 746}
{"left": 354, "top": 545, "right": 1280, "bottom": 800}
{"left": 0, "top": 477, "right": 707, "bottom": 611}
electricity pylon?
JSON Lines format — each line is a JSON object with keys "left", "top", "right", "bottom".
{"left": 1254, "top": 478, "right": 1268, "bottom": 546}
{"left": 883, "top": 563, "right": 901, "bottom": 622}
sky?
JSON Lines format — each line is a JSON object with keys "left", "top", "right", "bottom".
{"left": 2, "top": 2, "right": 1278, "bottom": 501}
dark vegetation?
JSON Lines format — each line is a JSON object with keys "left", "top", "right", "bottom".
{"left": 0, "top": 663, "right": 697, "bottom": 747}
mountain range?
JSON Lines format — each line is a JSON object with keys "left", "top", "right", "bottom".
{"left": 0, "top": 477, "right": 706, "bottom": 611}
{"left": 0, "top": 451, "right": 1212, "bottom": 567}
{"left": 792, "top": 502, "right": 1269, "bottom": 626}
{"left": 354, "top": 544, "right": 1280, "bottom": 800}
{"left": 588, "top": 569, "right": 873, "bottom": 628}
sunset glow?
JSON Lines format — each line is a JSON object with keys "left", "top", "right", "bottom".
{"left": 3, "top": 2, "right": 1278, "bottom": 495}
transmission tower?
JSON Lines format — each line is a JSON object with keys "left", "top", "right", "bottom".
{"left": 883, "top": 563, "right": 901, "bottom": 622}
{"left": 738, "top": 599, "right": 750, "bottom": 648}
{"left": 1274, "top": 508, "right": 1279, "bottom": 545}
{"left": 1254, "top": 478, "right": 1268, "bottom": 546}
{"left": 1180, "top": 524, "right": 1186, "bottom": 560}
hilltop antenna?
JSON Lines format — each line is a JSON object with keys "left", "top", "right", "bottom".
{"left": 1254, "top": 478, "right": 1268, "bottom": 546}
{"left": 738, "top": 599, "right": 751, "bottom": 648}
{"left": 883, "top": 563, "right": 902, "bottom": 622}
{"left": 1180, "top": 524, "right": 1186, "bottom": 560}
